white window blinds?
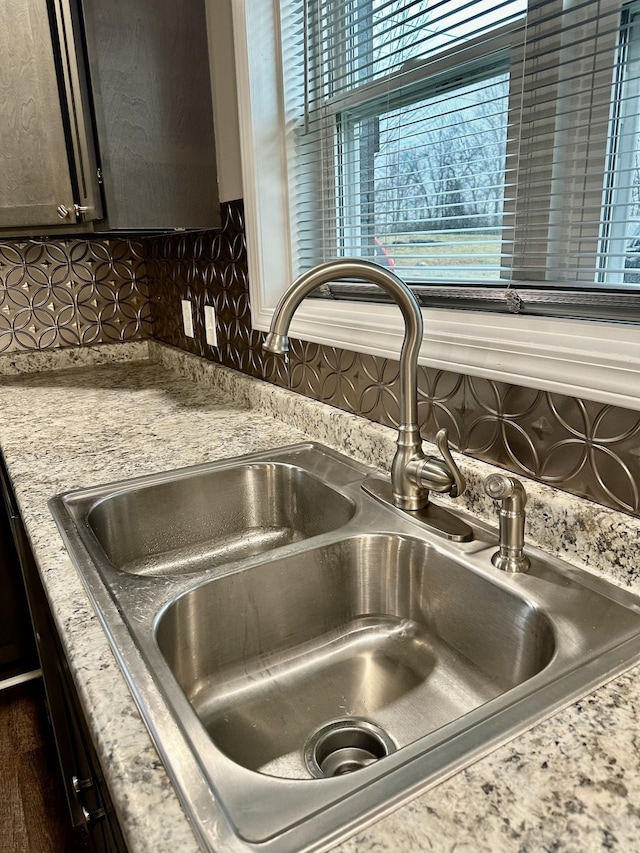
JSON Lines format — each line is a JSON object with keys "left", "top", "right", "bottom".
{"left": 278, "top": 0, "right": 640, "bottom": 306}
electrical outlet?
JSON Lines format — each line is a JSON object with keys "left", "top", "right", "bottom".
{"left": 181, "top": 299, "right": 194, "bottom": 338}
{"left": 204, "top": 304, "right": 218, "bottom": 347}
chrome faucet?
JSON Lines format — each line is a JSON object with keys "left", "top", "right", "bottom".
{"left": 483, "top": 473, "right": 531, "bottom": 573}
{"left": 264, "top": 259, "right": 470, "bottom": 538}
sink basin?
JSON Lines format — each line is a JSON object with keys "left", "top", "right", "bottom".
{"left": 50, "top": 442, "right": 640, "bottom": 852}
{"left": 157, "top": 533, "right": 555, "bottom": 778}
{"left": 79, "top": 455, "right": 356, "bottom": 577}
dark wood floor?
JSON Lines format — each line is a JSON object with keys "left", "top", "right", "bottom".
{"left": 0, "top": 678, "right": 88, "bottom": 853}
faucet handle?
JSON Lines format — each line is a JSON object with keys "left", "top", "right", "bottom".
{"left": 405, "top": 429, "right": 465, "bottom": 497}
{"left": 434, "top": 429, "right": 466, "bottom": 498}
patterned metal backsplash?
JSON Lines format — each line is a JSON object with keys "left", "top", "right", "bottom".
{"left": 149, "top": 200, "right": 640, "bottom": 518}
{"left": 0, "top": 238, "right": 151, "bottom": 352}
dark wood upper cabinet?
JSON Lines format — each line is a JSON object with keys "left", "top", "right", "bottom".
{"left": 0, "top": 0, "right": 219, "bottom": 235}
{"left": 0, "top": 0, "right": 87, "bottom": 229}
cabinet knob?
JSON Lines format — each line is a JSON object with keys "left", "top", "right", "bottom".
{"left": 56, "top": 204, "right": 71, "bottom": 219}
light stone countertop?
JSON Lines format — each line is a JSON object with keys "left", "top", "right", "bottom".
{"left": 0, "top": 339, "right": 639, "bottom": 853}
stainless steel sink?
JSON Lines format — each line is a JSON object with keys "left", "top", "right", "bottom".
{"left": 50, "top": 442, "right": 640, "bottom": 853}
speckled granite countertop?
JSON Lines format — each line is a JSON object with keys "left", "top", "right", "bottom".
{"left": 0, "top": 340, "right": 639, "bottom": 853}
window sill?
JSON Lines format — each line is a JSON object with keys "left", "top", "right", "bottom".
{"left": 251, "top": 297, "right": 640, "bottom": 411}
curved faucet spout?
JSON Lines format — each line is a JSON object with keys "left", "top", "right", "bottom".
{"left": 264, "top": 259, "right": 465, "bottom": 513}
{"left": 264, "top": 259, "right": 422, "bottom": 432}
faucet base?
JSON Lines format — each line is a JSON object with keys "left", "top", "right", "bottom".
{"left": 361, "top": 477, "right": 474, "bottom": 542}
{"left": 491, "top": 551, "right": 531, "bottom": 573}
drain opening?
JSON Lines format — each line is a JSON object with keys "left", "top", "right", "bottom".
{"left": 304, "top": 718, "right": 396, "bottom": 779}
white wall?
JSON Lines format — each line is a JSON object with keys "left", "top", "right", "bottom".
{"left": 205, "top": 0, "right": 243, "bottom": 202}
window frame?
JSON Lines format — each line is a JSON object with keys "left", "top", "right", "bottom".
{"left": 303, "top": 5, "right": 520, "bottom": 280}
{"left": 333, "top": 49, "right": 513, "bottom": 277}
{"left": 232, "top": 0, "right": 640, "bottom": 412}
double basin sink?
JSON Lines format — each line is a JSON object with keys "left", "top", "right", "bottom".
{"left": 50, "top": 443, "right": 640, "bottom": 852}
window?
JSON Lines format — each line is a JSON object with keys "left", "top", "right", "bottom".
{"left": 233, "top": 0, "right": 640, "bottom": 408}
{"left": 328, "top": 62, "right": 512, "bottom": 282}
{"left": 297, "top": 0, "right": 522, "bottom": 284}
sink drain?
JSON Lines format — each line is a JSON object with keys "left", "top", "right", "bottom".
{"left": 304, "top": 718, "right": 396, "bottom": 779}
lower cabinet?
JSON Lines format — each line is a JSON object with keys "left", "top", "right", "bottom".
{"left": 0, "top": 454, "right": 127, "bottom": 853}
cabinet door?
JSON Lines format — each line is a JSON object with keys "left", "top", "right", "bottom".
{"left": 81, "top": 0, "right": 220, "bottom": 230}
{"left": 0, "top": 502, "right": 39, "bottom": 679}
{"left": 0, "top": 0, "right": 78, "bottom": 227}
{"left": 0, "top": 454, "right": 39, "bottom": 679}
